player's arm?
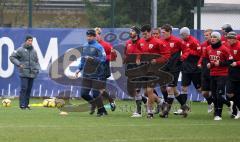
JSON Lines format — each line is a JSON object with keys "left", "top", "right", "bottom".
{"left": 154, "top": 41, "right": 170, "bottom": 63}
{"left": 219, "top": 47, "right": 234, "bottom": 67}
{"left": 34, "top": 50, "right": 41, "bottom": 70}
{"left": 189, "top": 40, "right": 201, "bottom": 56}
{"left": 197, "top": 46, "right": 207, "bottom": 68}
{"left": 180, "top": 42, "right": 190, "bottom": 61}
{"left": 105, "top": 42, "right": 112, "bottom": 61}
{"left": 9, "top": 48, "right": 23, "bottom": 68}
{"left": 95, "top": 44, "right": 106, "bottom": 63}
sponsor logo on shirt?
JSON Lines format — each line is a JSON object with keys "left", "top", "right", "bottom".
{"left": 149, "top": 44, "right": 154, "bottom": 49}
{"left": 216, "top": 51, "right": 221, "bottom": 56}
{"left": 234, "top": 50, "right": 238, "bottom": 55}
{"left": 170, "top": 43, "right": 174, "bottom": 48}
{"left": 209, "top": 55, "right": 220, "bottom": 61}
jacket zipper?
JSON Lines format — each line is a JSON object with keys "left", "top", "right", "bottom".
{"left": 28, "top": 49, "right": 31, "bottom": 75}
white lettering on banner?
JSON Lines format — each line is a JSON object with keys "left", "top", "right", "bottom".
{"left": 0, "top": 37, "right": 14, "bottom": 78}
{"left": 33, "top": 37, "right": 62, "bottom": 79}
{"left": 109, "top": 50, "right": 122, "bottom": 80}
{"left": 63, "top": 48, "right": 81, "bottom": 78}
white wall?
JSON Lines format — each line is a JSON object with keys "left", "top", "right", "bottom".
{"left": 194, "top": 12, "right": 240, "bottom": 30}
{"left": 205, "top": 0, "right": 240, "bottom": 4}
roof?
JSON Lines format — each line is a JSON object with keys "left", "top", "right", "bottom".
{"left": 192, "top": 3, "right": 240, "bottom": 13}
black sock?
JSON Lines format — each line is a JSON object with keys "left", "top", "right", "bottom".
{"left": 167, "top": 97, "right": 174, "bottom": 105}
{"left": 81, "top": 94, "right": 93, "bottom": 102}
{"left": 232, "top": 95, "right": 238, "bottom": 115}
{"left": 225, "top": 96, "right": 232, "bottom": 107}
{"left": 176, "top": 95, "right": 185, "bottom": 106}
{"left": 205, "top": 96, "right": 213, "bottom": 105}
{"left": 182, "top": 94, "right": 188, "bottom": 104}
{"left": 136, "top": 100, "right": 142, "bottom": 114}
{"left": 235, "top": 93, "right": 240, "bottom": 111}
{"left": 142, "top": 96, "right": 147, "bottom": 104}
{"left": 98, "top": 107, "right": 106, "bottom": 113}
{"left": 162, "top": 90, "right": 168, "bottom": 102}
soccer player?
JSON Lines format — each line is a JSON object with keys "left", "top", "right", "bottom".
{"left": 124, "top": 26, "right": 148, "bottom": 117}
{"left": 177, "top": 27, "right": 202, "bottom": 117}
{"left": 140, "top": 24, "right": 171, "bottom": 118}
{"left": 226, "top": 31, "right": 240, "bottom": 119}
{"left": 159, "top": 24, "right": 187, "bottom": 117}
{"left": 152, "top": 27, "right": 161, "bottom": 39}
{"left": 10, "top": 35, "right": 41, "bottom": 110}
{"left": 93, "top": 27, "right": 117, "bottom": 113}
{"left": 221, "top": 24, "right": 240, "bottom": 45}
{"left": 75, "top": 29, "right": 107, "bottom": 117}
{"left": 204, "top": 31, "right": 233, "bottom": 120}
{"left": 151, "top": 27, "right": 165, "bottom": 114}
{"left": 198, "top": 29, "right": 214, "bottom": 113}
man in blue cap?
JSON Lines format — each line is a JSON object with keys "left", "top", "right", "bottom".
{"left": 75, "top": 29, "right": 108, "bottom": 116}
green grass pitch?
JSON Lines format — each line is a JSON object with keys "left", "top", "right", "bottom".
{"left": 0, "top": 99, "right": 239, "bottom": 142}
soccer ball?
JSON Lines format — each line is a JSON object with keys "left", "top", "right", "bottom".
{"left": 55, "top": 99, "right": 65, "bottom": 108}
{"left": 48, "top": 100, "right": 56, "bottom": 108}
{"left": 43, "top": 99, "right": 50, "bottom": 107}
{"left": 43, "top": 99, "right": 55, "bottom": 107}
{"left": 2, "top": 99, "right": 11, "bottom": 107}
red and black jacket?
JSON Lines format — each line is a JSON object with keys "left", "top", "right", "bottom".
{"left": 228, "top": 41, "right": 240, "bottom": 81}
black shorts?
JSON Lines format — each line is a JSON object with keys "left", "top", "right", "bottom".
{"left": 81, "top": 77, "right": 105, "bottom": 90}
{"left": 181, "top": 72, "right": 201, "bottom": 89}
{"left": 226, "top": 80, "right": 240, "bottom": 94}
{"left": 168, "top": 72, "right": 180, "bottom": 87}
{"left": 210, "top": 76, "right": 226, "bottom": 96}
{"left": 201, "top": 76, "right": 211, "bottom": 91}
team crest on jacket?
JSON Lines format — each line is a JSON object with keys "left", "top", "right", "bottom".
{"left": 140, "top": 43, "right": 144, "bottom": 48}
{"left": 170, "top": 43, "right": 174, "bottom": 48}
{"left": 186, "top": 43, "right": 190, "bottom": 47}
{"left": 216, "top": 51, "right": 221, "bottom": 55}
{"left": 233, "top": 50, "right": 238, "bottom": 55}
{"left": 149, "top": 44, "right": 154, "bottom": 49}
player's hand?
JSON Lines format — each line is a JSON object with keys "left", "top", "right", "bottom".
{"left": 75, "top": 71, "right": 80, "bottom": 78}
{"left": 86, "top": 56, "right": 94, "bottom": 60}
{"left": 151, "top": 59, "right": 156, "bottom": 64}
{"left": 207, "top": 63, "right": 211, "bottom": 69}
{"left": 19, "top": 64, "right": 24, "bottom": 68}
{"left": 99, "top": 89, "right": 104, "bottom": 95}
{"left": 231, "top": 62, "right": 237, "bottom": 67}
{"left": 197, "top": 64, "right": 202, "bottom": 68}
{"left": 136, "top": 58, "right": 141, "bottom": 65}
{"left": 214, "top": 60, "right": 220, "bottom": 66}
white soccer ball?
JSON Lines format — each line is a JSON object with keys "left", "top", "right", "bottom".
{"left": 43, "top": 98, "right": 57, "bottom": 108}
{"left": 55, "top": 99, "right": 65, "bottom": 108}
{"left": 2, "top": 99, "right": 11, "bottom": 107}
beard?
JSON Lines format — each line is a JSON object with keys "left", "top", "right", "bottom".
{"left": 130, "top": 33, "right": 137, "bottom": 39}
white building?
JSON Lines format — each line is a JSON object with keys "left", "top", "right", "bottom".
{"left": 193, "top": 0, "right": 240, "bottom": 30}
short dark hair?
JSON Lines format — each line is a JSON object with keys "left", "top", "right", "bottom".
{"left": 141, "top": 24, "right": 151, "bottom": 32}
{"left": 25, "top": 35, "right": 33, "bottom": 41}
{"left": 161, "top": 24, "right": 172, "bottom": 33}
{"left": 86, "top": 29, "right": 96, "bottom": 36}
{"left": 131, "top": 26, "right": 141, "bottom": 35}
